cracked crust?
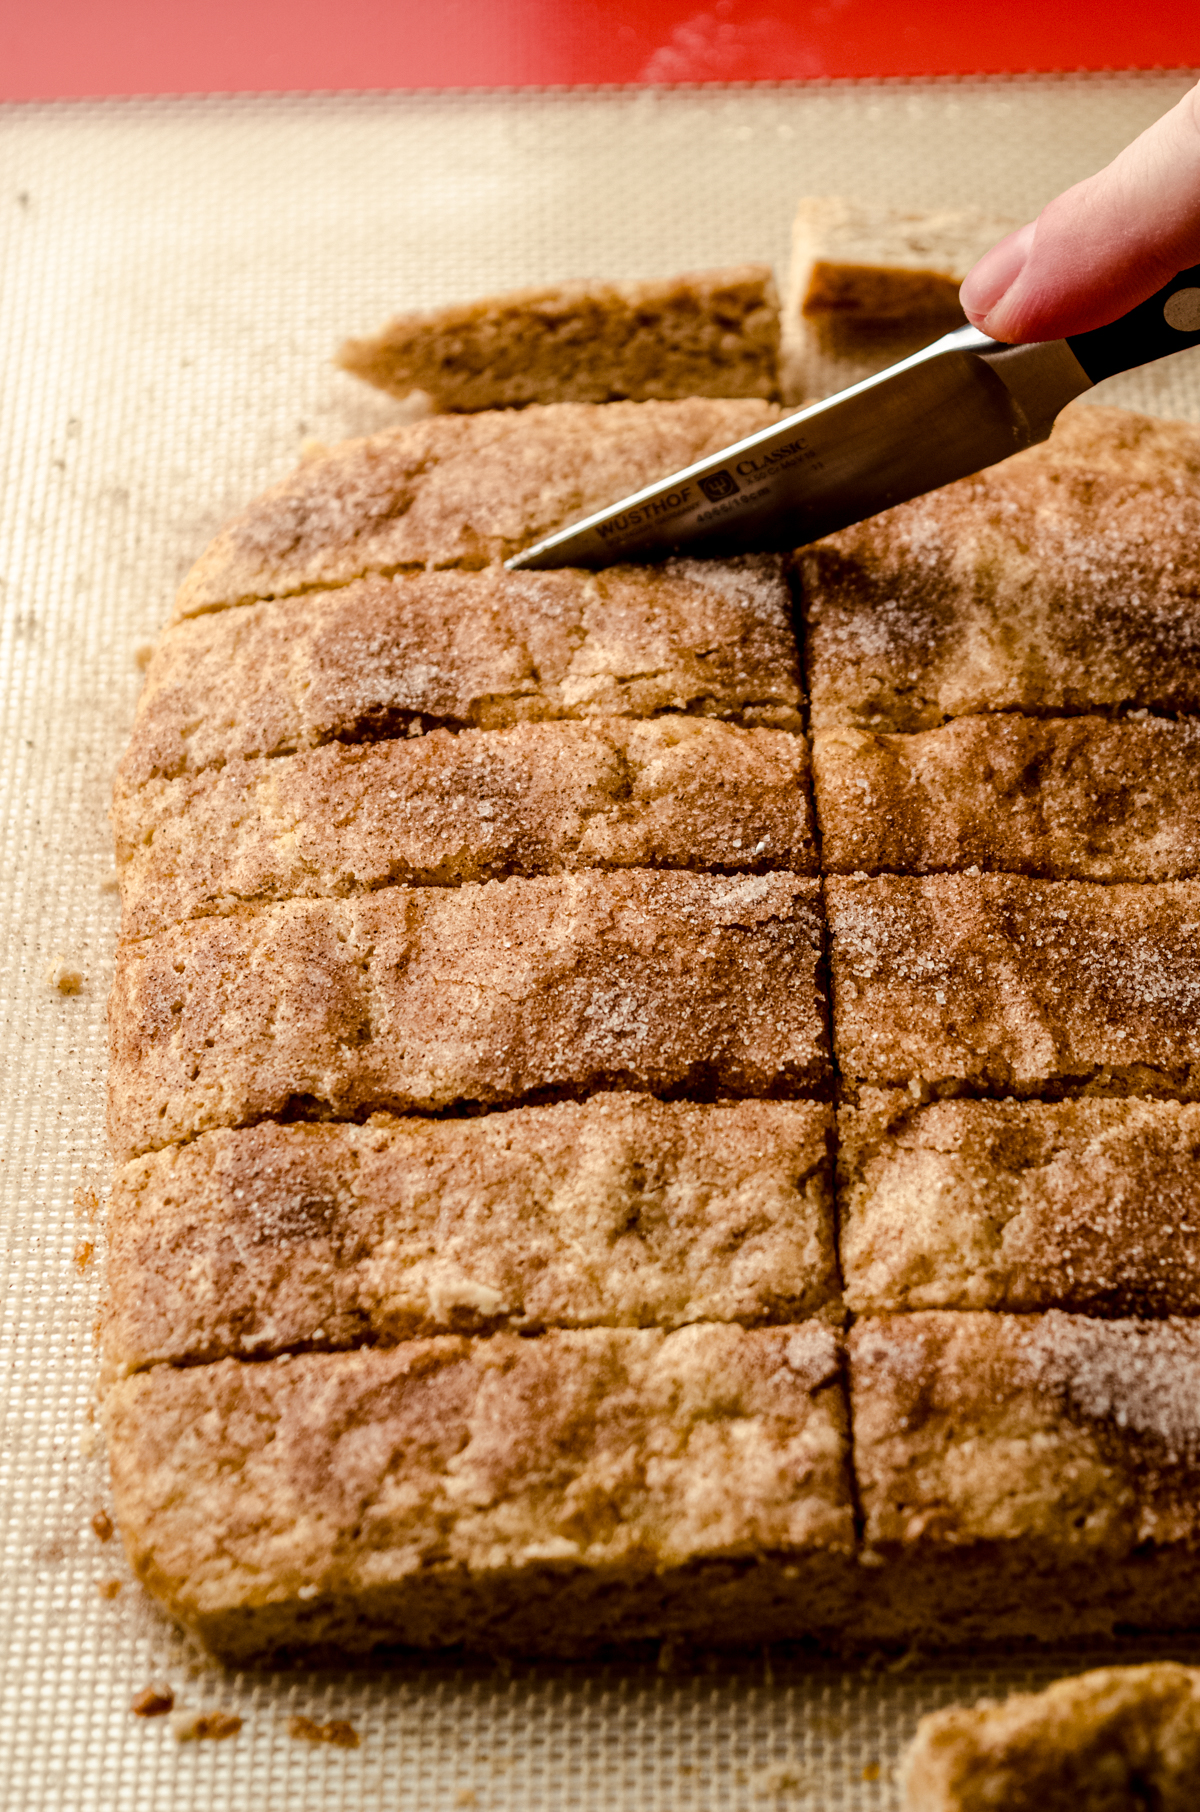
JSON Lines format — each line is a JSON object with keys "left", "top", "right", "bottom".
{"left": 840, "top": 1091, "right": 1200, "bottom": 1317}
{"left": 115, "top": 717, "right": 816, "bottom": 941}
{"left": 826, "top": 874, "right": 1200, "bottom": 1095}
{"left": 337, "top": 267, "right": 781, "bottom": 410}
{"left": 122, "top": 558, "right": 802, "bottom": 791}
{"left": 814, "top": 713, "right": 1200, "bottom": 880}
{"left": 108, "top": 870, "right": 830, "bottom": 1161}
{"left": 851, "top": 1310, "right": 1200, "bottom": 1644}
{"left": 901, "top": 1662, "right": 1200, "bottom": 1812}
{"left": 801, "top": 404, "right": 1200, "bottom": 733}
{"left": 102, "top": 1322, "right": 856, "bottom": 1663}
{"left": 175, "top": 398, "right": 780, "bottom": 617}
{"left": 101, "top": 1098, "right": 838, "bottom": 1374}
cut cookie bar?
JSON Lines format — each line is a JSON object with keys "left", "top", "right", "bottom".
{"left": 840, "top": 1091, "right": 1200, "bottom": 1317}
{"left": 109, "top": 870, "right": 830, "bottom": 1161}
{"left": 175, "top": 397, "right": 780, "bottom": 616}
{"left": 337, "top": 267, "right": 781, "bottom": 410}
{"left": 118, "top": 557, "right": 803, "bottom": 791}
{"left": 786, "top": 199, "right": 1014, "bottom": 327}
{"left": 801, "top": 404, "right": 1200, "bottom": 733}
{"left": 116, "top": 718, "right": 817, "bottom": 942}
{"left": 851, "top": 1310, "right": 1200, "bottom": 1645}
{"left": 102, "top": 1097, "right": 839, "bottom": 1374}
{"left": 102, "top": 1322, "right": 857, "bottom": 1663}
{"left": 900, "top": 1662, "right": 1200, "bottom": 1812}
{"left": 814, "top": 714, "right": 1200, "bottom": 880}
{"left": 826, "top": 874, "right": 1200, "bottom": 1095}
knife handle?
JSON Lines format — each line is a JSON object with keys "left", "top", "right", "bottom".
{"left": 1067, "top": 265, "right": 1200, "bottom": 383}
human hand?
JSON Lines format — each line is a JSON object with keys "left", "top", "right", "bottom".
{"left": 960, "top": 81, "right": 1200, "bottom": 343}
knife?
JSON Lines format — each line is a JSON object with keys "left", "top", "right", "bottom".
{"left": 506, "top": 263, "right": 1200, "bottom": 571}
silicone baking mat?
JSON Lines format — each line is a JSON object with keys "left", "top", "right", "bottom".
{"left": 5, "top": 72, "right": 1200, "bottom": 1812}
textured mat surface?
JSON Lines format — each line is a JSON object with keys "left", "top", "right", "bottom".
{"left": 4, "top": 72, "right": 1200, "bottom": 1812}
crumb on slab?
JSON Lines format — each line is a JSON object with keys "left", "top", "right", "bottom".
{"left": 96, "top": 1578, "right": 122, "bottom": 1599}
{"left": 287, "top": 1715, "right": 360, "bottom": 1749}
{"left": 74, "top": 1241, "right": 94, "bottom": 1272}
{"left": 73, "top": 1185, "right": 99, "bottom": 1220}
{"left": 134, "top": 643, "right": 155, "bottom": 670}
{"left": 92, "top": 1508, "right": 113, "bottom": 1542}
{"left": 46, "top": 961, "right": 84, "bottom": 995}
{"left": 172, "top": 1709, "right": 243, "bottom": 1742}
{"left": 131, "top": 1686, "right": 174, "bottom": 1718}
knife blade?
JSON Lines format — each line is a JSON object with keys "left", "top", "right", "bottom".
{"left": 506, "top": 263, "right": 1200, "bottom": 571}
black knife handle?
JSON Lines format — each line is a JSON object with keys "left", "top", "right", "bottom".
{"left": 1067, "top": 265, "right": 1200, "bottom": 383}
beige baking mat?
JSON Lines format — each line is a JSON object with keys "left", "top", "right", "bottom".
{"left": 5, "top": 72, "right": 1200, "bottom": 1812}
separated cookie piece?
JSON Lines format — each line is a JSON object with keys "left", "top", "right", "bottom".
{"left": 338, "top": 267, "right": 781, "bottom": 410}
{"left": 840, "top": 1092, "right": 1200, "bottom": 1317}
{"left": 109, "top": 871, "right": 830, "bottom": 1161}
{"left": 103, "top": 1098, "right": 839, "bottom": 1373}
{"left": 103, "top": 1323, "right": 857, "bottom": 1663}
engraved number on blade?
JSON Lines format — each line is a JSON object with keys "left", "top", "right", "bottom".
{"left": 1164, "top": 288, "right": 1200, "bottom": 333}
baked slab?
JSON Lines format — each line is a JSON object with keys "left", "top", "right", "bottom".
{"left": 851, "top": 1310, "right": 1200, "bottom": 1644}
{"left": 122, "top": 558, "right": 802, "bottom": 790}
{"left": 337, "top": 267, "right": 781, "bottom": 409}
{"left": 115, "top": 718, "right": 816, "bottom": 942}
{"left": 840, "top": 1091, "right": 1200, "bottom": 1316}
{"left": 102, "top": 1323, "right": 856, "bottom": 1662}
{"left": 109, "top": 870, "right": 830, "bottom": 1161}
{"left": 175, "top": 398, "right": 780, "bottom": 616}
{"left": 814, "top": 714, "right": 1200, "bottom": 880}
{"left": 102, "top": 1098, "right": 839, "bottom": 1373}
{"left": 901, "top": 1662, "right": 1200, "bottom": 1812}
{"left": 827, "top": 874, "right": 1200, "bottom": 1094}
{"left": 801, "top": 404, "right": 1200, "bottom": 733}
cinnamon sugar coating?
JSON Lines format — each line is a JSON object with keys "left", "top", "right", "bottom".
{"left": 815, "top": 714, "right": 1200, "bottom": 880}
{"left": 123, "top": 559, "right": 802, "bottom": 791}
{"left": 102, "top": 1099, "right": 839, "bottom": 1374}
{"left": 337, "top": 267, "right": 781, "bottom": 409}
{"left": 827, "top": 874, "right": 1200, "bottom": 1095}
{"left": 901, "top": 1662, "right": 1200, "bottom": 1812}
{"left": 115, "top": 718, "right": 816, "bottom": 941}
{"left": 108, "top": 871, "right": 829, "bottom": 1162}
{"left": 851, "top": 1310, "right": 1200, "bottom": 1643}
{"left": 840, "top": 1091, "right": 1200, "bottom": 1317}
{"left": 175, "top": 398, "right": 780, "bottom": 616}
{"left": 801, "top": 405, "right": 1200, "bottom": 733}
{"left": 102, "top": 1324, "right": 856, "bottom": 1662}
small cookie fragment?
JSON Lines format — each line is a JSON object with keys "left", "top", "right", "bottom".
{"left": 131, "top": 1686, "right": 174, "bottom": 1718}
{"left": 172, "top": 1709, "right": 243, "bottom": 1742}
{"left": 901, "top": 1663, "right": 1200, "bottom": 1812}
{"left": 288, "top": 1715, "right": 360, "bottom": 1748}
{"left": 338, "top": 267, "right": 780, "bottom": 410}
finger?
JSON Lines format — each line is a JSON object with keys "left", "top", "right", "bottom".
{"left": 961, "top": 80, "right": 1200, "bottom": 343}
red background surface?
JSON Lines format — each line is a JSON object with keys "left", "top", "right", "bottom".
{"left": 3, "top": 1, "right": 1197, "bottom": 101}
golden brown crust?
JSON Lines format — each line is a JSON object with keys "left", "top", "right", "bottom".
{"left": 801, "top": 404, "right": 1200, "bottom": 733}
{"left": 115, "top": 717, "right": 816, "bottom": 941}
{"left": 827, "top": 874, "right": 1200, "bottom": 1095}
{"left": 102, "top": 1323, "right": 856, "bottom": 1662}
{"left": 175, "top": 398, "right": 780, "bottom": 616}
{"left": 108, "top": 871, "right": 830, "bottom": 1162}
{"left": 122, "top": 558, "right": 802, "bottom": 790}
{"left": 814, "top": 714, "right": 1200, "bottom": 880}
{"left": 337, "top": 267, "right": 781, "bottom": 409}
{"left": 901, "top": 1663, "right": 1200, "bottom": 1812}
{"left": 102, "top": 1098, "right": 839, "bottom": 1373}
{"left": 840, "top": 1091, "right": 1200, "bottom": 1317}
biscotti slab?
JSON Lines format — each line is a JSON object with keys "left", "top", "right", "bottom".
{"left": 102, "top": 1097, "right": 839, "bottom": 1373}
{"left": 901, "top": 1662, "right": 1200, "bottom": 1812}
{"left": 337, "top": 266, "right": 780, "bottom": 409}
{"left": 801, "top": 405, "right": 1200, "bottom": 733}
{"left": 827, "top": 874, "right": 1200, "bottom": 1095}
{"left": 122, "top": 558, "right": 802, "bottom": 790}
{"left": 175, "top": 397, "right": 780, "bottom": 616}
{"left": 109, "top": 871, "right": 829, "bottom": 1161}
{"left": 102, "top": 1323, "right": 857, "bottom": 1662}
{"left": 840, "top": 1091, "right": 1200, "bottom": 1317}
{"left": 814, "top": 714, "right": 1200, "bottom": 880}
{"left": 116, "top": 718, "right": 816, "bottom": 942}
{"left": 851, "top": 1310, "right": 1200, "bottom": 1645}
{"left": 786, "top": 199, "right": 1015, "bottom": 327}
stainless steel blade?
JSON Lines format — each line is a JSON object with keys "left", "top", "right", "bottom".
{"left": 505, "top": 326, "right": 1093, "bottom": 570}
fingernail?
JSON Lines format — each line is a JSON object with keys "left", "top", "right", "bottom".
{"left": 960, "top": 221, "right": 1036, "bottom": 330}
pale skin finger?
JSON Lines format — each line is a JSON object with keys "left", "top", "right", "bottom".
{"left": 961, "top": 80, "right": 1200, "bottom": 343}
